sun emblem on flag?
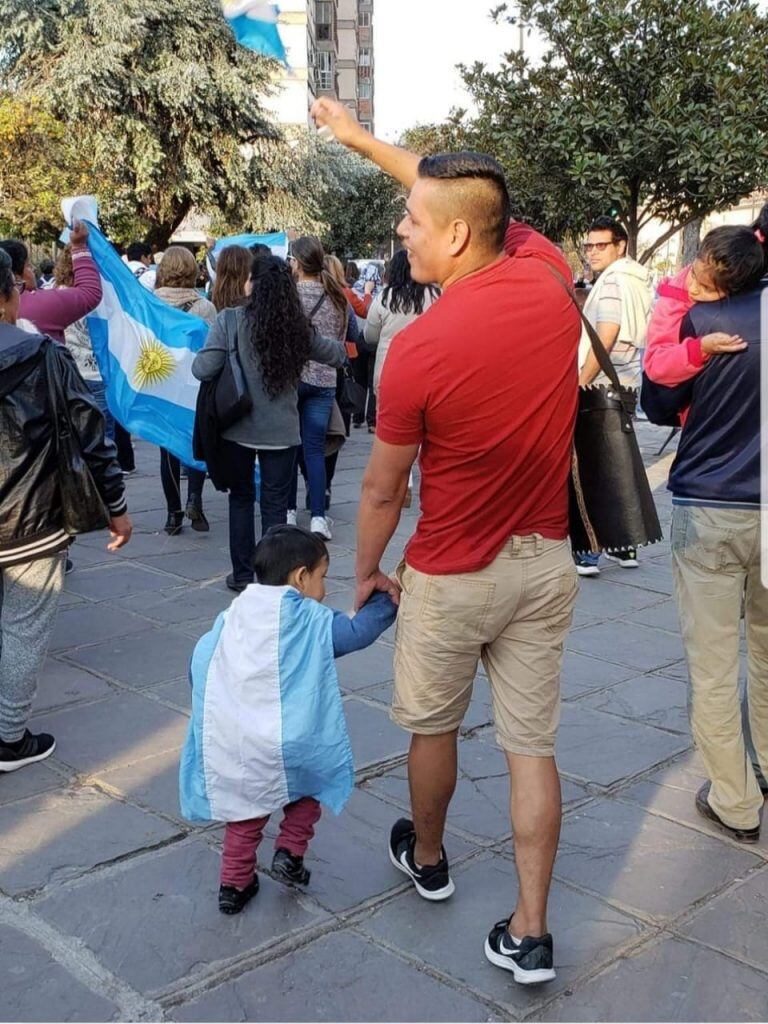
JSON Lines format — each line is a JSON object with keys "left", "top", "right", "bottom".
{"left": 133, "top": 337, "right": 176, "bottom": 390}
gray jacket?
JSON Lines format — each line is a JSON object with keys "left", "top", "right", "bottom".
{"left": 191, "top": 306, "right": 346, "bottom": 448}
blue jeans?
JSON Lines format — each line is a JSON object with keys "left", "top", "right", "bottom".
{"left": 86, "top": 379, "right": 114, "bottom": 442}
{"left": 289, "top": 383, "right": 335, "bottom": 517}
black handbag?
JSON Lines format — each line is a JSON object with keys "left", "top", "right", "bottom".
{"left": 44, "top": 341, "right": 110, "bottom": 535}
{"left": 214, "top": 308, "right": 253, "bottom": 430}
{"left": 338, "top": 362, "right": 366, "bottom": 418}
{"left": 552, "top": 273, "right": 662, "bottom": 555}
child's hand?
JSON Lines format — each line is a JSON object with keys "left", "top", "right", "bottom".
{"left": 701, "top": 332, "right": 747, "bottom": 355}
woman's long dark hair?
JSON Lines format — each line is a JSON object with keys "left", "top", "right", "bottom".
{"left": 291, "top": 235, "right": 348, "bottom": 318}
{"left": 245, "top": 255, "right": 312, "bottom": 398}
{"left": 211, "top": 245, "right": 252, "bottom": 312}
{"left": 382, "top": 250, "right": 439, "bottom": 315}
{"left": 751, "top": 201, "right": 768, "bottom": 275}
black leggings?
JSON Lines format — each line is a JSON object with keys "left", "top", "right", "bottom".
{"left": 159, "top": 448, "right": 205, "bottom": 514}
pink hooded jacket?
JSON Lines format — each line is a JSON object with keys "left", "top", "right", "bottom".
{"left": 643, "top": 266, "right": 707, "bottom": 386}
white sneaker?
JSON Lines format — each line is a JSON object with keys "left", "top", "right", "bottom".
{"left": 310, "top": 516, "right": 332, "bottom": 540}
{"left": 286, "top": 509, "right": 298, "bottom": 526}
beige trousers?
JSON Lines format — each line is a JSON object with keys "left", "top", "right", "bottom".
{"left": 671, "top": 505, "right": 768, "bottom": 829}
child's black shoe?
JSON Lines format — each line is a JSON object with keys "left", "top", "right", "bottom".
{"left": 218, "top": 877, "right": 259, "bottom": 915}
{"left": 271, "top": 848, "right": 311, "bottom": 886}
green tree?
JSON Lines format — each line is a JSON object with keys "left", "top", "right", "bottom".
{"left": 0, "top": 0, "right": 282, "bottom": 246}
{"left": 426, "top": 0, "right": 768, "bottom": 260}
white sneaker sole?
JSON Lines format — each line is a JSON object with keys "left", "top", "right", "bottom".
{"left": 484, "top": 938, "right": 556, "bottom": 985}
{"left": 576, "top": 565, "right": 600, "bottom": 577}
{"left": 0, "top": 740, "right": 56, "bottom": 773}
{"left": 388, "top": 844, "right": 455, "bottom": 901}
{"left": 604, "top": 554, "right": 639, "bottom": 568}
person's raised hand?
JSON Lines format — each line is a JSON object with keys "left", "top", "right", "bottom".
{"left": 107, "top": 513, "right": 133, "bottom": 551}
{"left": 310, "top": 97, "right": 366, "bottom": 149}
{"left": 701, "top": 332, "right": 747, "bottom": 356}
{"left": 355, "top": 569, "right": 401, "bottom": 612}
{"left": 69, "top": 219, "right": 90, "bottom": 247}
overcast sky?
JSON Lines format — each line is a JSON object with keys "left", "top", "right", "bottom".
{"left": 374, "top": 1, "right": 522, "bottom": 141}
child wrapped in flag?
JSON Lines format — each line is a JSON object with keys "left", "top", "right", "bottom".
{"left": 179, "top": 526, "right": 397, "bottom": 915}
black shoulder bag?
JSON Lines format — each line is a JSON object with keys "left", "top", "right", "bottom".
{"left": 44, "top": 341, "right": 110, "bottom": 535}
{"left": 215, "top": 308, "right": 253, "bottom": 430}
{"left": 551, "top": 271, "right": 663, "bottom": 555}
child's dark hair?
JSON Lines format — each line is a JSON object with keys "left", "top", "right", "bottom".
{"left": 697, "top": 225, "right": 765, "bottom": 295}
{"left": 751, "top": 201, "right": 768, "bottom": 271}
{"left": 253, "top": 526, "right": 329, "bottom": 586}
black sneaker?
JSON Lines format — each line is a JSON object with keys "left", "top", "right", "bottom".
{"left": 65, "top": 557, "right": 74, "bottom": 574}
{"left": 484, "top": 920, "right": 556, "bottom": 985}
{"left": 271, "top": 848, "right": 311, "bottom": 886}
{"left": 185, "top": 500, "right": 210, "bottom": 533}
{"left": 695, "top": 782, "right": 760, "bottom": 843}
{"left": 605, "top": 548, "right": 639, "bottom": 568}
{"left": 218, "top": 877, "right": 259, "bottom": 915}
{"left": 388, "top": 818, "right": 455, "bottom": 901}
{"left": 0, "top": 730, "right": 56, "bottom": 773}
{"left": 164, "top": 511, "right": 184, "bottom": 536}
{"left": 226, "top": 574, "right": 251, "bottom": 593}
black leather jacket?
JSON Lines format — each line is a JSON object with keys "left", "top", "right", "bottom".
{"left": 0, "top": 323, "right": 126, "bottom": 564}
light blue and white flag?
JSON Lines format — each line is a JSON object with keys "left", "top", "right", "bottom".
{"left": 221, "top": 1, "right": 287, "bottom": 63}
{"left": 66, "top": 210, "right": 209, "bottom": 470}
{"left": 180, "top": 585, "right": 354, "bottom": 822}
{"left": 213, "top": 230, "right": 289, "bottom": 259}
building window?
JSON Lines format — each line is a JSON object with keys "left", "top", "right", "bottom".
{"left": 358, "top": 65, "right": 371, "bottom": 78}
{"left": 360, "top": 121, "right": 372, "bottom": 132}
{"left": 316, "top": 1, "right": 333, "bottom": 41}
{"left": 317, "top": 50, "right": 334, "bottom": 90}
{"left": 359, "top": 47, "right": 371, "bottom": 67}
{"left": 359, "top": 11, "right": 371, "bottom": 27}
{"left": 358, "top": 80, "right": 372, "bottom": 99}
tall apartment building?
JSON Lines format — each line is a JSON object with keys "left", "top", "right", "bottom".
{"left": 269, "top": 0, "right": 375, "bottom": 132}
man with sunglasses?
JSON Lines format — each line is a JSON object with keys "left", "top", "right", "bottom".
{"left": 576, "top": 216, "right": 653, "bottom": 575}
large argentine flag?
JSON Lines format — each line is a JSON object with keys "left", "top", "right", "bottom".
{"left": 85, "top": 224, "right": 208, "bottom": 469}
{"left": 179, "top": 586, "right": 354, "bottom": 822}
{"left": 221, "top": 1, "right": 287, "bottom": 62}
{"left": 213, "top": 231, "right": 289, "bottom": 259}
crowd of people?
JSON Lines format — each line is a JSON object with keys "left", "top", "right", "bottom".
{"left": 0, "top": 95, "right": 765, "bottom": 989}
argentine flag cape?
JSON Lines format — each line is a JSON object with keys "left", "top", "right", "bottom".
{"left": 180, "top": 585, "right": 354, "bottom": 822}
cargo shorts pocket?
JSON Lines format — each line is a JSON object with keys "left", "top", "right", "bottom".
{"left": 420, "top": 574, "right": 496, "bottom": 643}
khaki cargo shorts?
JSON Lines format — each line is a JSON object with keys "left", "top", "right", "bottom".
{"left": 392, "top": 536, "right": 577, "bottom": 757}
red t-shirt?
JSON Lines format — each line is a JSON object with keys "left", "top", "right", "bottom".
{"left": 377, "top": 234, "right": 580, "bottom": 576}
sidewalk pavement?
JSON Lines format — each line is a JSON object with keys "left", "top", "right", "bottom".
{"left": 1, "top": 424, "right": 766, "bottom": 1023}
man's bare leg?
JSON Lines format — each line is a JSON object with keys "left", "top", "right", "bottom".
{"left": 408, "top": 730, "right": 459, "bottom": 865}
{"left": 505, "top": 753, "right": 561, "bottom": 937}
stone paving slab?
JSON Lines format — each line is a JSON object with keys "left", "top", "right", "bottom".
{"left": 555, "top": 798, "right": 761, "bottom": 918}
{"left": 579, "top": 672, "right": 690, "bottom": 735}
{"left": 0, "top": 761, "right": 65, "bottom": 807}
{"left": 566, "top": 620, "right": 685, "bottom": 674}
{"left": 61, "top": 627, "right": 196, "bottom": 689}
{"left": 36, "top": 840, "right": 329, "bottom": 997}
{"left": 0, "top": 788, "right": 181, "bottom": 895}
{"left": 63, "top": 562, "right": 183, "bottom": 601}
{"left": 35, "top": 657, "right": 116, "bottom": 712}
{"left": 48, "top": 603, "right": 155, "bottom": 654}
{"left": 680, "top": 866, "right": 768, "bottom": 972}
{"left": 170, "top": 929, "right": 498, "bottom": 1023}
{"left": 540, "top": 936, "right": 768, "bottom": 1022}
{"left": 31, "top": 692, "right": 189, "bottom": 774}
{"left": 0, "top": 923, "right": 121, "bottom": 1022}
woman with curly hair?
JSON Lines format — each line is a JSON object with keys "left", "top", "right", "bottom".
{"left": 192, "top": 254, "right": 346, "bottom": 591}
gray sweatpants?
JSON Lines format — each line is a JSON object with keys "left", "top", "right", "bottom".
{"left": 0, "top": 553, "right": 65, "bottom": 742}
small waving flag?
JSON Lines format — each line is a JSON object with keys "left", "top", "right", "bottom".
{"left": 221, "top": 1, "right": 287, "bottom": 63}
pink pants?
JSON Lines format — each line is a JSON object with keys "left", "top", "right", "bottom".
{"left": 220, "top": 797, "right": 322, "bottom": 889}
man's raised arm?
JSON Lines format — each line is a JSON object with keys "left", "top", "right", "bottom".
{"left": 310, "top": 97, "right": 420, "bottom": 189}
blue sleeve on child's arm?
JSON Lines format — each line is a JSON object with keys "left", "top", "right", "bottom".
{"left": 332, "top": 591, "right": 398, "bottom": 657}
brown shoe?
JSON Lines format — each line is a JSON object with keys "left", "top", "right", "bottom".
{"left": 695, "top": 782, "right": 760, "bottom": 843}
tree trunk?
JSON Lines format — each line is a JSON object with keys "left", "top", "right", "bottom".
{"left": 678, "top": 217, "right": 703, "bottom": 269}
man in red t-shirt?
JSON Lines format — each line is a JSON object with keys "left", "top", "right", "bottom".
{"left": 312, "top": 98, "right": 580, "bottom": 985}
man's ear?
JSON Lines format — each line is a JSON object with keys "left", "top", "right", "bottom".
{"left": 291, "top": 565, "right": 309, "bottom": 592}
{"left": 447, "top": 219, "right": 471, "bottom": 257}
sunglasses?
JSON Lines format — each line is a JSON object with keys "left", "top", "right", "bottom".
{"left": 583, "top": 241, "right": 616, "bottom": 253}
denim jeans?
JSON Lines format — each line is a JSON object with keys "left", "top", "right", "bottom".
{"left": 289, "top": 383, "right": 335, "bottom": 517}
{"left": 221, "top": 441, "right": 297, "bottom": 583}
{"left": 85, "top": 379, "right": 115, "bottom": 442}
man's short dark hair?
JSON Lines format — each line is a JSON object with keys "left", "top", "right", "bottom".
{"left": 417, "top": 152, "right": 511, "bottom": 250}
{"left": 588, "top": 216, "right": 628, "bottom": 245}
{"left": 254, "top": 525, "right": 329, "bottom": 586}
{"left": 249, "top": 242, "right": 271, "bottom": 259}
{"left": 126, "top": 241, "right": 152, "bottom": 263}
{"left": 0, "top": 239, "right": 29, "bottom": 276}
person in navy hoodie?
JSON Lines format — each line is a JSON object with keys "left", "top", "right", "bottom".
{"left": 642, "top": 258, "right": 767, "bottom": 844}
